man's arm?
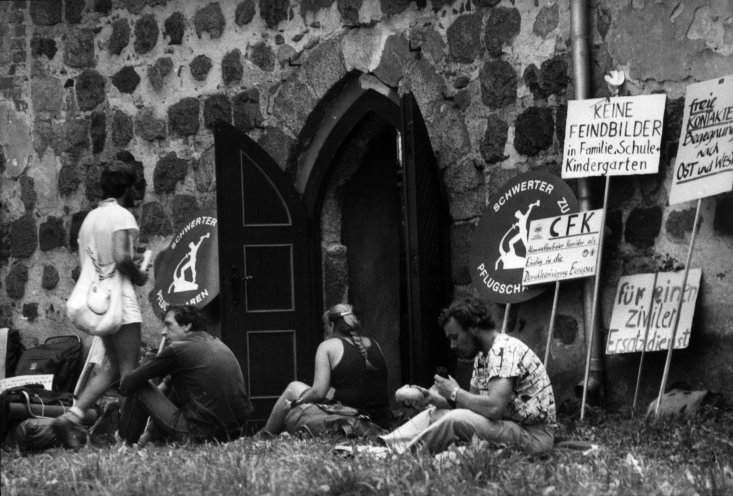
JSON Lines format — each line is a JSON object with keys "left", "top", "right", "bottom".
{"left": 119, "top": 349, "right": 176, "bottom": 395}
{"left": 434, "top": 374, "right": 514, "bottom": 420}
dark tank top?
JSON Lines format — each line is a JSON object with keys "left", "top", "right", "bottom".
{"left": 331, "top": 337, "right": 390, "bottom": 427}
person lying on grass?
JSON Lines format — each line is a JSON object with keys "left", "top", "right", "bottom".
{"left": 259, "top": 303, "right": 391, "bottom": 436}
{"left": 381, "top": 296, "right": 556, "bottom": 455}
{"left": 117, "top": 305, "right": 253, "bottom": 445}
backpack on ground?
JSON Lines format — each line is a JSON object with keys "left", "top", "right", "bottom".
{"left": 14, "top": 335, "right": 83, "bottom": 392}
{"left": 284, "top": 402, "right": 386, "bottom": 439}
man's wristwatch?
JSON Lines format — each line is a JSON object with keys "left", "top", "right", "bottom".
{"left": 448, "top": 387, "right": 460, "bottom": 408}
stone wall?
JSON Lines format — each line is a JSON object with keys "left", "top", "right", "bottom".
{"left": 1, "top": 0, "right": 732, "bottom": 407}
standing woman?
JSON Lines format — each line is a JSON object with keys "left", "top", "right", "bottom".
{"left": 261, "top": 303, "right": 390, "bottom": 435}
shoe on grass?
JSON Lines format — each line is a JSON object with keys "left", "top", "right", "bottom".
{"left": 52, "top": 412, "right": 88, "bottom": 450}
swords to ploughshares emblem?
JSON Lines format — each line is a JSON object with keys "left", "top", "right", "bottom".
{"left": 469, "top": 172, "right": 579, "bottom": 304}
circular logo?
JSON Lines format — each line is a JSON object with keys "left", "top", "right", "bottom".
{"left": 469, "top": 172, "right": 579, "bottom": 304}
{"left": 151, "top": 209, "right": 219, "bottom": 319}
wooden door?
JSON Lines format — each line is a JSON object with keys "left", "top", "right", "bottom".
{"left": 214, "top": 121, "right": 312, "bottom": 429}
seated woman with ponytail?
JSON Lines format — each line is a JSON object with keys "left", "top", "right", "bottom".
{"left": 260, "top": 303, "right": 390, "bottom": 436}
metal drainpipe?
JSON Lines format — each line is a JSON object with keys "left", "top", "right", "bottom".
{"left": 571, "top": 0, "right": 604, "bottom": 403}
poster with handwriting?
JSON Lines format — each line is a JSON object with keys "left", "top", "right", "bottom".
{"left": 562, "top": 94, "right": 666, "bottom": 178}
{"left": 522, "top": 209, "right": 603, "bottom": 286}
{"left": 605, "top": 269, "right": 701, "bottom": 354}
{"left": 669, "top": 75, "right": 733, "bottom": 205}
{"left": 0, "top": 374, "right": 53, "bottom": 393}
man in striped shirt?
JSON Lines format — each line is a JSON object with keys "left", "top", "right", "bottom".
{"left": 381, "top": 297, "right": 556, "bottom": 454}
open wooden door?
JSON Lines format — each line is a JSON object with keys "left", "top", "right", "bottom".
{"left": 214, "top": 121, "right": 312, "bottom": 430}
{"left": 400, "top": 93, "right": 453, "bottom": 385}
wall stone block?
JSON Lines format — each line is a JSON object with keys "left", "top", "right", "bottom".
{"left": 94, "top": 0, "right": 112, "bottom": 14}
{"left": 450, "top": 223, "right": 474, "bottom": 285}
{"left": 42, "top": 264, "right": 59, "bottom": 289}
{"left": 524, "top": 56, "right": 568, "bottom": 99}
{"left": 30, "top": 0, "right": 62, "bottom": 26}
{"left": 64, "top": 29, "right": 95, "bottom": 68}
{"left": 66, "top": 0, "right": 85, "bottom": 24}
{"left": 84, "top": 162, "right": 104, "bottom": 202}
{"left": 10, "top": 214, "right": 37, "bottom": 258}
{"left": 111, "top": 109, "right": 133, "bottom": 147}
{"left": 554, "top": 314, "right": 578, "bottom": 345}
{"left": 194, "top": 3, "right": 226, "bottom": 39}
{"left": 168, "top": 97, "right": 200, "bottom": 137}
{"left": 172, "top": 194, "right": 199, "bottom": 231}
{"left": 301, "top": 38, "right": 346, "bottom": 101}
{"left": 273, "top": 78, "right": 316, "bottom": 133}
{"left": 22, "top": 302, "right": 38, "bottom": 321}
{"left": 713, "top": 193, "right": 733, "bottom": 235}
{"left": 194, "top": 146, "right": 215, "bottom": 193}
{"left": 380, "top": 0, "right": 410, "bottom": 16}
{"left": 337, "top": 0, "right": 361, "bottom": 25}
{"left": 249, "top": 42, "right": 275, "bottom": 72}
{"left": 148, "top": 57, "right": 173, "bottom": 91}
{"left": 454, "top": 90, "right": 471, "bottom": 111}
{"left": 6, "top": 262, "right": 29, "bottom": 299}
{"left": 76, "top": 70, "right": 106, "bottom": 111}
{"left": 90, "top": 111, "right": 106, "bottom": 154}
{"left": 257, "top": 126, "right": 294, "bottom": 171}
{"left": 31, "top": 76, "right": 63, "bottom": 115}
{"left": 72, "top": 265, "right": 80, "bottom": 282}
{"left": 480, "top": 60, "right": 516, "bottom": 108}
{"left": 666, "top": 207, "right": 697, "bottom": 240}
{"left": 39, "top": 216, "right": 66, "bottom": 251}
{"left": 232, "top": 88, "right": 262, "bottom": 132}
{"left": 447, "top": 14, "right": 482, "bottom": 63}
{"left": 139, "top": 201, "right": 173, "bottom": 241}
{"left": 514, "top": 106, "right": 554, "bottom": 156}
{"left": 65, "top": 117, "right": 89, "bottom": 151}
{"left": 190, "top": 55, "right": 212, "bottom": 81}
{"left": 373, "top": 34, "right": 410, "bottom": 88}
{"left": 31, "top": 36, "right": 57, "bottom": 60}
{"left": 20, "top": 175, "right": 36, "bottom": 211}
{"left": 533, "top": 3, "right": 558, "bottom": 38}
{"left": 430, "top": 105, "right": 470, "bottom": 167}
{"left": 111, "top": 66, "right": 140, "bottom": 94}
{"left": 135, "top": 108, "right": 166, "bottom": 141}
{"left": 0, "top": 222, "right": 9, "bottom": 265}
{"left": 596, "top": 7, "right": 611, "bottom": 39}
{"left": 134, "top": 14, "right": 159, "bottom": 54}
{"left": 69, "top": 211, "right": 88, "bottom": 251}
{"left": 402, "top": 58, "right": 446, "bottom": 117}
{"left": 663, "top": 96, "right": 684, "bottom": 144}
{"left": 109, "top": 19, "right": 131, "bottom": 55}
{"left": 164, "top": 12, "right": 185, "bottom": 45}
{"left": 444, "top": 158, "right": 483, "bottom": 194}
{"left": 33, "top": 119, "right": 54, "bottom": 156}
{"left": 276, "top": 44, "right": 297, "bottom": 67}
{"left": 58, "top": 162, "right": 81, "bottom": 196}
{"left": 323, "top": 243, "right": 348, "bottom": 308}
{"left": 260, "top": 0, "right": 290, "bottom": 29}
{"left": 222, "top": 49, "right": 243, "bottom": 85}
{"left": 480, "top": 114, "right": 508, "bottom": 164}
{"left": 204, "top": 94, "right": 231, "bottom": 129}
{"left": 625, "top": 206, "right": 663, "bottom": 249}
{"left": 154, "top": 152, "right": 188, "bottom": 194}
{"left": 236, "top": 1, "right": 256, "bottom": 26}
{"left": 484, "top": 7, "right": 520, "bottom": 57}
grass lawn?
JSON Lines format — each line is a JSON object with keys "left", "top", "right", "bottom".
{"left": 2, "top": 405, "right": 732, "bottom": 495}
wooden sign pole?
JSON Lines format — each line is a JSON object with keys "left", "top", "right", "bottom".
{"left": 543, "top": 281, "right": 561, "bottom": 368}
{"left": 500, "top": 303, "right": 511, "bottom": 334}
{"left": 632, "top": 271, "right": 658, "bottom": 412}
{"left": 654, "top": 198, "right": 702, "bottom": 418}
{"left": 580, "top": 174, "right": 610, "bottom": 421}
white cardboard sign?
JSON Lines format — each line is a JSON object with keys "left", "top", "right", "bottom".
{"left": 669, "top": 75, "right": 733, "bottom": 205}
{"left": 606, "top": 269, "right": 702, "bottom": 354}
{"left": 522, "top": 209, "right": 603, "bottom": 286}
{"left": 0, "top": 374, "right": 53, "bottom": 393}
{"left": 562, "top": 94, "right": 666, "bottom": 178}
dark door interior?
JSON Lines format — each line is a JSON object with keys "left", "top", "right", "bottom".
{"left": 214, "top": 121, "right": 312, "bottom": 431}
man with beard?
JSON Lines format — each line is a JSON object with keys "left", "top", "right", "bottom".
{"left": 381, "top": 297, "right": 556, "bottom": 454}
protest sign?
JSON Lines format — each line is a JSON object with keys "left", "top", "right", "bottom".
{"left": 606, "top": 269, "right": 702, "bottom": 354}
{"left": 522, "top": 209, "right": 603, "bottom": 286}
{"left": 669, "top": 75, "right": 733, "bottom": 205}
{"left": 562, "top": 94, "right": 666, "bottom": 178}
{"left": 151, "top": 209, "right": 219, "bottom": 319}
{"left": 0, "top": 374, "right": 53, "bottom": 393}
{"left": 470, "top": 172, "right": 578, "bottom": 303}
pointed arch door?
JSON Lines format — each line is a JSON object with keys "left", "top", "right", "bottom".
{"left": 214, "top": 121, "right": 312, "bottom": 428}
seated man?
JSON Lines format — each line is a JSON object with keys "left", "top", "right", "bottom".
{"left": 381, "top": 297, "right": 556, "bottom": 454}
{"left": 118, "top": 305, "right": 253, "bottom": 445}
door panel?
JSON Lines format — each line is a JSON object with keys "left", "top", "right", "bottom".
{"left": 400, "top": 93, "right": 453, "bottom": 385}
{"left": 214, "top": 121, "right": 312, "bottom": 430}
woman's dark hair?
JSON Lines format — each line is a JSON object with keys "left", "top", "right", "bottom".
{"left": 323, "top": 303, "right": 376, "bottom": 371}
{"left": 100, "top": 161, "right": 140, "bottom": 199}
{"left": 438, "top": 297, "right": 495, "bottom": 331}
{"left": 166, "top": 305, "right": 207, "bottom": 332}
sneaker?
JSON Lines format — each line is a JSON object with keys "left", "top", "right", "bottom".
{"left": 52, "top": 412, "right": 87, "bottom": 450}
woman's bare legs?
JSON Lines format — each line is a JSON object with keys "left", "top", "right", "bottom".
{"left": 262, "top": 381, "right": 310, "bottom": 435}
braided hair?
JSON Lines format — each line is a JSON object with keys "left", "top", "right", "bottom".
{"left": 323, "top": 304, "right": 377, "bottom": 372}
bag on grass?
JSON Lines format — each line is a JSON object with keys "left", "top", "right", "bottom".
{"left": 5, "top": 417, "right": 61, "bottom": 451}
{"left": 14, "top": 335, "right": 83, "bottom": 392}
{"left": 284, "top": 403, "right": 385, "bottom": 439}
{"left": 0, "top": 385, "right": 75, "bottom": 443}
